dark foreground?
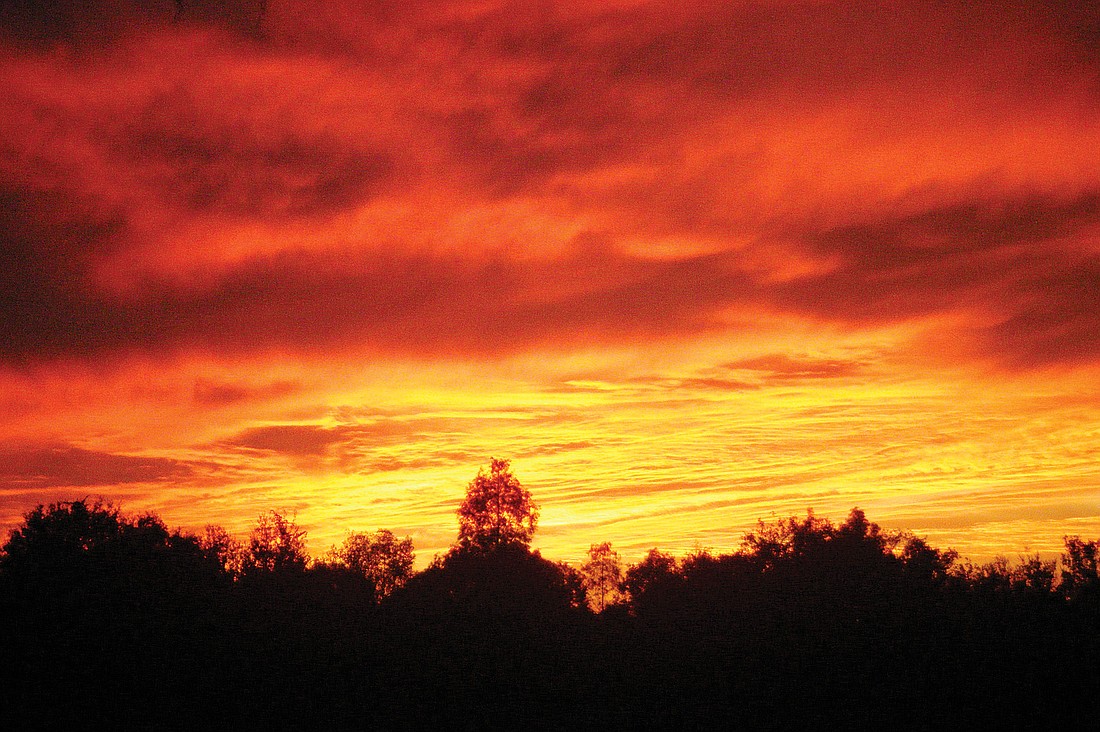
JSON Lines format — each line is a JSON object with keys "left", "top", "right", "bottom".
{"left": 2, "top": 503, "right": 1098, "bottom": 730}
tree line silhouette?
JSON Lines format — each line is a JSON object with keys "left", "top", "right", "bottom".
{"left": 1, "top": 458, "right": 1098, "bottom": 729}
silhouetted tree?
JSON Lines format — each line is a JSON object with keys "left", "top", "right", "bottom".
{"left": 580, "top": 541, "right": 624, "bottom": 612}
{"left": 835, "top": 507, "right": 898, "bottom": 553}
{"left": 623, "top": 548, "right": 679, "bottom": 610}
{"left": 381, "top": 539, "right": 592, "bottom": 728}
{"left": 675, "top": 548, "right": 757, "bottom": 621}
{"left": 3, "top": 494, "right": 1099, "bottom": 730}
{"left": 329, "top": 529, "right": 414, "bottom": 598}
{"left": 555, "top": 559, "right": 588, "bottom": 610}
{"left": 962, "top": 555, "right": 1014, "bottom": 594}
{"left": 243, "top": 510, "right": 308, "bottom": 574}
{"left": 739, "top": 508, "right": 903, "bottom": 586}
{"left": 0, "top": 499, "right": 218, "bottom": 590}
{"left": 199, "top": 524, "right": 244, "bottom": 579}
{"left": 456, "top": 458, "right": 538, "bottom": 553}
{"left": 398, "top": 542, "right": 579, "bottom": 619}
{"left": 0, "top": 500, "right": 233, "bottom": 728}
{"left": 1011, "top": 552, "right": 1057, "bottom": 596}
{"left": 0, "top": 498, "right": 123, "bottom": 576}
{"left": 897, "top": 533, "right": 958, "bottom": 587}
{"left": 740, "top": 511, "right": 814, "bottom": 568}
{"left": 1061, "top": 535, "right": 1099, "bottom": 602}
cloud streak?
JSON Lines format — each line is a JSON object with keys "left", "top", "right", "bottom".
{"left": 0, "top": 443, "right": 193, "bottom": 489}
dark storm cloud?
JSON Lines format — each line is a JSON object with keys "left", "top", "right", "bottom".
{"left": 2, "top": 187, "right": 1099, "bottom": 369}
{"left": 803, "top": 193, "right": 1100, "bottom": 269}
{"left": 981, "top": 261, "right": 1100, "bottom": 368}
{"left": 770, "top": 191, "right": 1100, "bottom": 319}
{"left": 766, "top": 192, "right": 1100, "bottom": 366}
{"left": 118, "top": 108, "right": 398, "bottom": 219}
{"left": 1033, "top": 0, "right": 1100, "bottom": 59}
{"left": 0, "top": 443, "right": 193, "bottom": 489}
{"left": 0, "top": 0, "right": 169, "bottom": 46}
{"left": 442, "top": 103, "right": 630, "bottom": 197}
{"left": 0, "top": 239, "right": 757, "bottom": 365}
{"left": 622, "top": 354, "right": 866, "bottom": 394}
{"left": 192, "top": 378, "right": 300, "bottom": 406}
{"left": 0, "top": 184, "right": 130, "bottom": 364}
{"left": 221, "top": 419, "right": 475, "bottom": 460}
{"left": 516, "top": 441, "right": 595, "bottom": 458}
{"left": 224, "top": 424, "right": 347, "bottom": 456}
{"left": 0, "top": 0, "right": 267, "bottom": 46}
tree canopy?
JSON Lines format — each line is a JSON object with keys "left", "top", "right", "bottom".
{"left": 580, "top": 541, "right": 624, "bottom": 612}
{"left": 329, "top": 529, "right": 415, "bottom": 598}
{"left": 2, "top": 474, "right": 1099, "bottom": 730}
{"left": 242, "top": 510, "right": 308, "bottom": 574}
{"left": 455, "top": 458, "right": 538, "bottom": 553}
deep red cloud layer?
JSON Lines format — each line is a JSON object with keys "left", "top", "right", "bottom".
{"left": 3, "top": 183, "right": 1098, "bottom": 367}
{"left": 2, "top": 1, "right": 1098, "bottom": 371}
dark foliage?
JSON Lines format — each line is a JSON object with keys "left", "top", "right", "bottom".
{"left": 456, "top": 457, "right": 539, "bottom": 553}
{"left": 1, "top": 499, "right": 1098, "bottom": 730}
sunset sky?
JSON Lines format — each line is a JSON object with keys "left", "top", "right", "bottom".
{"left": 2, "top": 1, "right": 1099, "bottom": 565}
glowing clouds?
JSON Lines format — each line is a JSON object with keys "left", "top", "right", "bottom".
{"left": 2, "top": 1, "right": 1100, "bottom": 563}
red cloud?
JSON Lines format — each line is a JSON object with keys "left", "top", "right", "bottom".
{"left": 1, "top": 1, "right": 1099, "bottom": 371}
{"left": 0, "top": 443, "right": 193, "bottom": 489}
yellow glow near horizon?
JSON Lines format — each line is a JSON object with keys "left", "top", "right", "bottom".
{"left": 4, "top": 337, "right": 1097, "bottom": 567}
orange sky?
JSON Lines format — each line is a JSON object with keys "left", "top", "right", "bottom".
{"left": 2, "top": 1, "right": 1099, "bottom": 565}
